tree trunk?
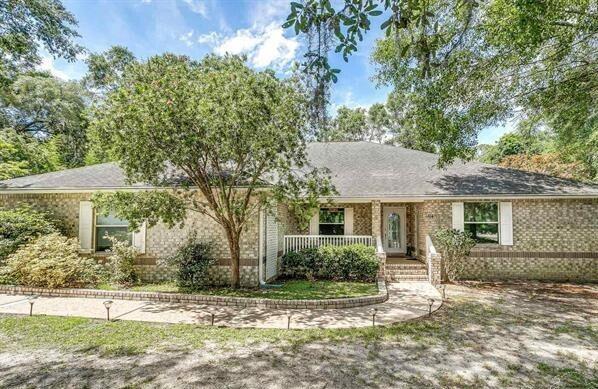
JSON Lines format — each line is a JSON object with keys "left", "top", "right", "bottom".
{"left": 225, "top": 227, "right": 241, "bottom": 288}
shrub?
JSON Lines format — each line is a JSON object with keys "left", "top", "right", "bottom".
{"left": 165, "top": 234, "right": 215, "bottom": 288}
{"left": 105, "top": 235, "right": 139, "bottom": 285}
{"left": 279, "top": 247, "right": 319, "bottom": 279}
{"left": 3, "top": 233, "right": 103, "bottom": 288}
{"left": 432, "top": 227, "right": 476, "bottom": 281}
{"left": 0, "top": 206, "right": 58, "bottom": 262}
{"left": 281, "top": 244, "right": 379, "bottom": 282}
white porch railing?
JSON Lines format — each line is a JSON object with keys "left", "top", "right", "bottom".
{"left": 283, "top": 235, "right": 374, "bottom": 254}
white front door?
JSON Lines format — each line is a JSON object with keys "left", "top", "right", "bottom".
{"left": 383, "top": 207, "right": 406, "bottom": 254}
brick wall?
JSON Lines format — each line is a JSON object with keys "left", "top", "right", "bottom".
{"left": 0, "top": 192, "right": 260, "bottom": 286}
{"left": 416, "top": 198, "right": 598, "bottom": 282}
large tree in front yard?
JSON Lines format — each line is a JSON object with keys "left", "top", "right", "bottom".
{"left": 91, "top": 54, "right": 333, "bottom": 288}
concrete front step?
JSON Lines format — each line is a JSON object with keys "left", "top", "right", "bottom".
{"left": 386, "top": 274, "right": 429, "bottom": 282}
{"left": 386, "top": 268, "right": 428, "bottom": 276}
{"left": 386, "top": 263, "right": 426, "bottom": 270}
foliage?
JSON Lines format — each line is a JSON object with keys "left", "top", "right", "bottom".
{"left": 287, "top": 1, "right": 597, "bottom": 174}
{"left": 162, "top": 234, "right": 215, "bottom": 288}
{"left": 92, "top": 191, "right": 187, "bottom": 231}
{"left": 0, "top": 73, "right": 89, "bottom": 167}
{"left": 0, "top": 0, "right": 82, "bottom": 85}
{"left": 105, "top": 235, "right": 138, "bottom": 285}
{"left": 3, "top": 233, "right": 102, "bottom": 288}
{"left": 0, "top": 206, "right": 58, "bottom": 262}
{"left": 0, "top": 128, "right": 61, "bottom": 179}
{"left": 83, "top": 46, "right": 137, "bottom": 95}
{"left": 499, "top": 153, "right": 591, "bottom": 182}
{"left": 432, "top": 228, "right": 476, "bottom": 282}
{"left": 281, "top": 244, "right": 379, "bottom": 282}
{"left": 90, "top": 54, "right": 334, "bottom": 287}
{"left": 319, "top": 103, "right": 391, "bottom": 143}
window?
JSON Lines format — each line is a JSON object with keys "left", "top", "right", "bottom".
{"left": 319, "top": 208, "right": 344, "bottom": 235}
{"left": 95, "top": 213, "right": 131, "bottom": 252}
{"left": 464, "top": 202, "right": 499, "bottom": 244}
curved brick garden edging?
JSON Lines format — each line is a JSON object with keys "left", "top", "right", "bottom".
{"left": 0, "top": 280, "right": 388, "bottom": 309}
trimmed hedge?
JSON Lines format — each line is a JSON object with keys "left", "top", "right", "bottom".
{"left": 281, "top": 244, "right": 379, "bottom": 281}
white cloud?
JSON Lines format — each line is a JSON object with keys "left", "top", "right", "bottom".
{"left": 248, "top": 0, "right": 290, "bottom": 25}
{"left": 212, "top": 23, "right": 299, "bottom": 69}
{"left": 197, "top": 31, "right": 223, "bottom": 45}
{"left": 182, "top": 0, "right": 207, "bottom": 17}
{"left": 179, "top": 30, "right": 195, "bottom": 47}
{"left": 37, "top": 56, "right": 70, "bottom": 80}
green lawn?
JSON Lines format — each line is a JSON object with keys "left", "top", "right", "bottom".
{"left": 1, "top": 283, "right": 596, "bottom": 388}
{"left": 97, "top": 280, "right": 378, "bottom": 300}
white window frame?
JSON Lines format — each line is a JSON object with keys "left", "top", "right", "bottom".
{"left": 463, "top": 202, "right": 500, "bottom": 244}
{"left": 318, "top": 207, "right": 345, "bottom": 236}
{"left": 94, "top": 212, "right": 131, "bottom": 252}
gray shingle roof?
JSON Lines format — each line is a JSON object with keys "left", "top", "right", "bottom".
{"left": 1, "top": 142, "right": 597, "bottom": 197}
{"left": 306, "top": 142, "right": 598, "bottom": 197}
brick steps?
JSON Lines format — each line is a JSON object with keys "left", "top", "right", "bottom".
{"left": 385, "top": 261, "right": 428, "bottom": 282}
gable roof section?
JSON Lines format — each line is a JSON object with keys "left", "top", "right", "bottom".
{"left": 1, "top": 142, "right": 597, "bottom": 198}
{"left": 306, "top": 142, "right": 598, "bottom": 198}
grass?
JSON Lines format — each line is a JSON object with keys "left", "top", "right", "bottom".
{"left": 96, "top": 280, "right": 378, "bottom": 300}
{"left": 0, "top": 298, "right": 492, "bottom": 357}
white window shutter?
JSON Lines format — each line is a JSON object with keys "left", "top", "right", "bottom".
{"left": 452, "top": 202, "right": 464, "bottom": 231}
{"left": 309, "top": 210, "right": 320, "bottom": 235}
{"left": 499, "top": 202, "right": 513, "bottom": 246}
{"left": 344, "top": 207, "right": 354, "bottom": 235}
{"left": 78, "top": 201, "right": 94, "bottom": 253}
{"left": 132, "top": 222, "right": 147, "bottom": 254}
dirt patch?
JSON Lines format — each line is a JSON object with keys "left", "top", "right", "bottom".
{"left": 0, "top": 282, "right": 596, "bottom": 388}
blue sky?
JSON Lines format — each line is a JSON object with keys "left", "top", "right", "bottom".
{"left": 42, "top": 0, "right": 512, "bottom": 145}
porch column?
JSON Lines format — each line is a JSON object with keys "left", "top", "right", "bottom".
{"left": 371, "top": 200, "right": 382, "bottom": 239}
{"left": 371, "top": 200, "right": 386, "bottom": 279}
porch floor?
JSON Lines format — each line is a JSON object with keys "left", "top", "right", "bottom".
{"left": 385, "top": 256, "right": 421, "bottom": 265}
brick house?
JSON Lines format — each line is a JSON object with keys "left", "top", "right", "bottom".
{"left": 1, "top": 142, "right": 597, "bottom": 285}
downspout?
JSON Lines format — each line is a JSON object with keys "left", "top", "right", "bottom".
{"left": 258, "top": 207, "right": 266, "bottom": 286}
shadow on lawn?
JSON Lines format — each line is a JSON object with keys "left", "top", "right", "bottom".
{"left": 0, "top": 282, "right": 596, "bottom": 388}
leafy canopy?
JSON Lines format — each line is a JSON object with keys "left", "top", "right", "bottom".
{"left": 286, "top": 0, "right": 597, "bottom": 175}
{"left": 91, "top": 54, "right": 334, "bottom": 287}
{"left": 0, "top": 0, "right": 82, "bottom": 85}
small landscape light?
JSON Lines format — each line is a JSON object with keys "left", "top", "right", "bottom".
{"left": 287, "top": 311, "right": 292, "bottom": 330}
{"left": 210, "top": 312, "right": 215, "bottom": 326}
{"left": 427, "top": 298, "right": 435, "bottom": 316}
{"left": 28, "top": 295, "right": 38, "bottom": 316}
{"left": 371, "top": 308, "right": 378, "bottom": 327}
{"left": 103, "top": 300, "right": 113, "bottom": 321}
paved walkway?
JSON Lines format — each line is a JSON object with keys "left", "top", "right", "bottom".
{"left": 0, "top": 282, "right": 442, "bottom": 329}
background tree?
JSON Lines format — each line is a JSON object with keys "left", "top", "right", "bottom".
{"left": 0, "top": 73, "right": 89, "bottom": 167}
{"left": 83, "top": 46, "right": 137, "bottom": 96}
{"left": 0, "top": 0, "right": 82, "bottom": 85}
{"left": 287, "top": 0, "right": 597, "bottom": 178}
{"left": 366, "top": 103, "right": 390, "bottom": 143}
{"left": 82, "top": 46, "right": 138, "bottom": 164}
{"left": 0, "top": 128, "right": 60, "bottom": 179}
{"left": 91, "top": 54, "right": 334, "bottom": 288}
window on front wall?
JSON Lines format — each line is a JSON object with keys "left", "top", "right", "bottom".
{"left": 319, "top": 208, "right": 344, "bottom": 235}
{"left": 464, "top": 202, "right": 499, "bottom": 244}
{"left": 95, "top": 213, "right": 131, "bottom": 252}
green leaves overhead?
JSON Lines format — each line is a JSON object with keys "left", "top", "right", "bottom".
{"left": 0, "top": 0, "right": 82, "bottom": 86}
{"left": 91, "top": 54, "right": 335, "bottom": 287}
{"left": 287, "top": 0, "right": 597, "bottom": 176}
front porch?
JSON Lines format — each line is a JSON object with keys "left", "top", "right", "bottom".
{"left": 281, "top": 200, "right": 432, "bottom": 282}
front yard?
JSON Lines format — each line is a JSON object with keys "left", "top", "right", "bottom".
{"left": 0, "top": 281, "right": 596, "bottom": 388}
{"left": 96, "top": 280, "right": 379, "bottom": 300}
